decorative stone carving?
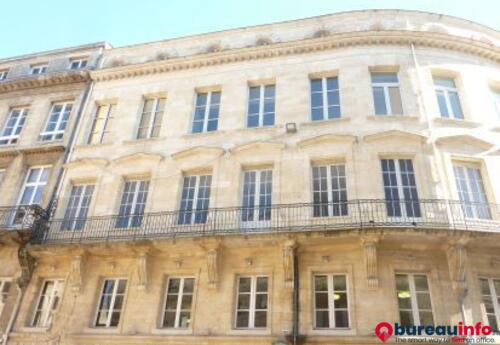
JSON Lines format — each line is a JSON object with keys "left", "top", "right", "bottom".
{"left": 69, "top": 255, "right": 84, "bottom": 293}
{"left": 361, "top": 236, "right": 380, "bottom": 288}
{"left": 137, "top": 252, "right": 149, "bottom": 291}
{"left": 207, "top": 247, "right": 220, "bottom": 289}
{"left": 16, "top": 245, "right": 36, "bottom": 289}
{"left": 447, "top": 243, "right": 468, "bottom": 298}
{"left": 283, "top": 240, "right": 296, "bottom": 288}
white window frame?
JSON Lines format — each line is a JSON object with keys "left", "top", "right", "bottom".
{"left": 161, "top": 277, "right": 195, "bottom": 329}
{"left": 17, "top": 165, "right": 51, "bottom": 206}
{"left": 234, "top": 275, "right": 269, "bottom": 329}
{"left": 191, "top": 91, "right": 220, "bottom": 133}
{"left": 62, "top": 184, "right": 95, "bottom": 231}
{"left": 395, "top": 273, "right": 434, "bottom": 326}
{"left": 313, "top": 274, "right": 350, "bottom": 329}
{"left": 178, "top": 175, "right": 211, "bottom": 225}
{"left": 69, "top": 58, "right": 87, "bottom": 70}
{"left": 479, "top": 277, "right": 500, "bottom": 331}
{"left": 310, "top": 76, "right": 340, "bottom": 121}
{"left": 94, "top": 278, "right": 127, "bottom": 328}
{"left": 116, "top": 180, "right": 149, "bottom": 228}
{"left": 137, "top": 97, "right": 165, "bottom": 139}
{"left": 40, "top": 102, "right": 73, "bottom": 141}
{"left": 0, "top": 107, "right": 29, "bottom": 145}
{"left": 0, "top": 278, "right": 12, "bottom": 318}
{"left": 434, "top": 77, "right": 463, "bottom": 119}
{"left": 452, "top": 163, "right": 490, "bottom": 219}
{"left": 88, "top": 104, "right": 115, "bottom": 144}
{"left": 311, "top": 164, "right": 348, "bottom": 217}
{"left": 0, "top": 70, "right": 8, "bottom": 81}
{"left": 31, "top": 65, "right": 48, "bottom": 75}
{"left": 241, "top": 169, "right": 273, "bottom": 227}
{"left": 31, "top": 279, "right": 65, "bottom": 328}
{"left": 246, "top": 84, "right": 275, "bottom": 128}
{"left": 371, "top": 73, "right": 403, "bottom": 115}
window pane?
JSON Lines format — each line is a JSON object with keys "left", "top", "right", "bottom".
{"left": 389, "top": 87, "right": 403, "bottom": 114}
{"left": 316, "top": 311, "right": 329, "bottom": 328}
{"left": 335, "top": 310, "right": 349, "bottom": 328}
{"left": 448, "top": 91, "right": 463, "bottom": 119}
{"left": 373, "top": 87, "right": 387, "bottom": 115}
{"left": 236, "top": 311, "right": 249, "bottom": 328}
{"left": 371, "top": 73, "right": 398, "bottom": 83}
{"left": 254, "top": 311, "right": 267, "bottom": 327}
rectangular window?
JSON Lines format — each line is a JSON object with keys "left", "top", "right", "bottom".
{"left": 491, "top": 88, "right": 500, "bottom": 120}
{"left": 0, "top": 70, "right": 8, "bottom": 81}
{"left": 0, "top": 279, "right": 12, "bottom": 318}
{"left": 453, "top": 164, "right": 490, "bottom": 219}
{"left": 396, "top": 274, "right": 434, "bottom": 326}
{"left": 371, "top": 72, "right": 403, "bottom": 115}
{"left": 310, "top": 77, "right": 340, "bottom": 121}
{"left": 137, "top": 97, "right": 165, "bottom": 139}
{"left": 247, "top": 85, "right": 275, "bottom": 127}
{"left": 314, "top": 274, "right": 349, "bottom": 329}
{"left": 381, "top": 159, "right": 420, "bottom": 218}
{"left": 178, "top": 175, "right": 212, "bottom": 225}
{"left": 40, "top": 102, "right": 73, "bottom": 141}
{"left": 479, "top": 278, "right": 500, "bottom": 332}
{"left": 0, "top": 108, "right": 28, "bottom": 145}
{"left": 312, "top": 165, "right": 348, "bottom": 217}
{"left": 434, "top": 77, "right": 463, "bottom": 119}
{"left": 162, "top": 277, "right": 195, "bottom": 329}
{"left": 62, "top": 184, "right": 94, "bottom": 231}
{"left": 31, "top": 65, "right": 48, "bottom": 75}
{"left": 192, "top": 91, "right": 220, "bottom": 133}
{"left": 14, "top": 166, "right": 51, "bottom": 224}
{"left": 70, "top": 58, "right": 87, "bottom": 70}
{"left": 116, "top": 180, "right": 149, "bottom": 228}
{"left": 235, "top": 276, "right": 268, "bottom": 329}
{"left": 241, "top": 170, "right": 272, "bottom": 224}
{"left": 95, "top": 279, "right": 127, "bottom": 328}
{"left": 88, "top": 104, "right": 115, "bottom": 144}
{"left": 32, "top": 279, "right": 64, "bottom": 328}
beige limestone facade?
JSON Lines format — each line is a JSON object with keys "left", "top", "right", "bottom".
{"left": 0, "top": 9, "right": 500, "bottom": 345}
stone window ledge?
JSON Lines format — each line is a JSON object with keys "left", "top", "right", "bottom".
{"left": 432, "top": 117, "right": 481, "bottom": 128}
{"left": 19, "top": 326, "right": 49, "bottom": 333}
{"left": 308, "top": 328, "right": 357, "bottom": 336}
{"left": 83, "top": 327, "right": 121, "bottom": 335}
{"left": 123, "top": 136, "right": 167, "bottom": 145}
{"left": 367, "top": 115, "right": 419, "bottom": 121}
{"left": 150, "top": 328, "right": 193, "bottom": 335}
{"left": 227, "top": 328, "right": 272, "bottom": 336}
{"left": 300, "top": 117, "right": 351, "bottom": 128}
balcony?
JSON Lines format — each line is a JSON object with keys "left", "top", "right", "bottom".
{"left": 32, "top": 200, "right": 500, "bottom": 244}
{"left": 0, "top": 206, "right": 46, "bottom": 231}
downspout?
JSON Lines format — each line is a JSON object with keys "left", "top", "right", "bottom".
{"left": 1, "top": 284, "right": 23, "bottom": 345}
{"left": 47, "top": 47, "right": 105, "bottom": 214}
{"left": 292, "top": 251, "right": 299, "bottom": 345}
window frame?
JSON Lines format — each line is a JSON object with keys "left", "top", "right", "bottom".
{"left": 16, "top": 165, "right": 51, "bottom": 206}
{"left": 0, "top": 69, "right": 8, "bottom": 80}
{"left": 116, "top": 179, "right": 150, "bottom": 228}
{"left": 191, "top": 91, "right": 220, "bottom": 133}
{"left": 161, "top": 276, "right": 196, "bottom": 329}
{"left": 136, "top": 97, "right": 165, "bottom": 139}
{"left": 0, "top": 278, "right": 12, "bottom": 318}
{"left": 178, "top": 174, "right": 212, "bottom": 225}
{"left": 0, "top": 107, "right": 29, "bottom": 145}
{"left": 313, "top": 273, "right": 350, "bottom": 330}
{"left": 234, "top": 275, "right": 269, "bottom": 330}
{"left": 452, "top": 162, "right": 491, "bottom": 219}
{"left": 31, "top": 64, "right": 48, "bottom": 75}
{"left": 69, "top": 58, "right": 88, "bottom": 70}
{"left": 246, "top": 84, "right": 276, "bottom": 128}
{"left": 62, "top": 184, "right": 95, "bottom": 231}
{"left": 93, "top": 278, "right": 127, "bottom": 328}
{"left": 395, "top": 273, "right": 435, "bottom": 327}
{"left": 310, "top": 76, "right": 341, "bottom": 121}
{"left": 371, "top": 72, "right": 403, "bottom": 115}
{"left": 88, "top": 103, "right": 115, "bottom": 144}
{"left": 433, "top": 77, "right": 464, "bottom": 119}
{"left": 311, "top": 164, "right": 348, "bottom": 217}
{"left": 31, "top": 279, "right": 65, "bottom": 328}
{"left": 241, "top": 169, "right": 273, "bottom": 226}
{"left": 479, "top": 277, "right": 500, "bottom": 331}
{"left": 39, "top": 102, "right": 73, "bottom": 141}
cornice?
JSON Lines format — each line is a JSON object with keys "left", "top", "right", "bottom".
{"left": 0, "top": 143, "right": 65, "bottom": 158}
{"left": 0, "top": 71, "right": 89, "bottom": 93}
{"left": 91, "top": 30, "right": 500, "bottom": 82}
{"left": 363, "top": 129, "right": 427, "bottom": 143}
{"left": 297, "top": 134, "right": 357, "bottom": 148}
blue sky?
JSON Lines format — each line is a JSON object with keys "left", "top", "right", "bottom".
{"left": 1, "top": 0, "right": 498, "bottom": 58}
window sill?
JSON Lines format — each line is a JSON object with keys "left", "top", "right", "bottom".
{"left": 299, "top": 117, "right": 350, "bottom": 127}
{"left": 235, "top": 125, "right": 282, "bottom": 133}
{"left": 182, "top": 130, "right": 225, "bottom": 138}
{"left": 75, "top": 142, "right": 113, "bottom": 150}
{"left": 151, "top": 328, "right": 193, "bottom": 335}
{"left": 122, "top": 137, "right": 167, "bottom": 145}
{"left": 19, "top": 326, "right": 49, "bottom": 333}
{"left": 432, "top": 117, "right": 481, "bottom": 128}
{"left": 308, "top": 328, "right": 356, "bottom": 336}
{"left": 367, "top": 115, "right": 419, "bottom": 121}
{"left": 83, "top": 327, "right": 121, "bottom": 334}
{"left": 227, "top": 328, "right": 271, "bottom": 336}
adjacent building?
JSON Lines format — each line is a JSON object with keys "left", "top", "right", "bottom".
{"left": 0, "top": 9, "right": 499, "bottom": 345}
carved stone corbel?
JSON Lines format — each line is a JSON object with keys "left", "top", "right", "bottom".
{"left": 447, "top": 243, "right": 468, "bottom": 299}
{"left": 361, "top": 236, "right": 380, "bottom": 289}
{"left": 137, "top": 252, "right": 149, "bottom": 291}
{"left": 69, "top": 254, "right": 85, "bottom": 293}
{"left": 16, "top": 245, "right": 36, "bottom": 289}
{"left": 283, "top": 240, "right": 297, "bottom": 289}
{"left": 207, "top": 246, "right": 220, "bottom": 289}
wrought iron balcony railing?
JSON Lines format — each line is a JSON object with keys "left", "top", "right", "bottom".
{"left": 0, "top": 205, "right": 46, "bottom": 231}
{"left": 32, "top": 199, "right": 500, "bottom": 244}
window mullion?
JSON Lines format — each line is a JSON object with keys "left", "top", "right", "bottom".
{"left": 174, "top": 278, "right": 184, "bottom": 328}
{"left": 327, "top": 274, "right": 335, "bottom": 328}
{"left": 463, "top": 169, "right": 477, "bottom": 218}
{"left": 129, "top": 182, "right": 140, "bottom": 227}
{"left": 409, "top": 275, "right": 420, "bottom": 325}
{"left": 107, "top": 280, "right": 118, "bottom": 327}
{"left": 384, "top": 86, "right": 392, "bottom": 115}
{"left": 489, "top": 279, "right": 500, "bottom": 327}
{"left": 13, "top": 109, "right": 23, "bottom": 135}
{"left": 191, "top": 177, "right": 201, "bottom": 224}
{"left": 326, "top": 167, "right": 333, "bottom": 216}
{"left": 259, "top": 86, "right": 265, "bottom": 127}
{"left": 54, "top": 104, "right": 64, "bottom": 134}
{"left": 148, "top": 98, "right": 158, "bottom": 138}
{"left": 322, "top": 78, "right": 328, "bottom": 120}
{"left": 394, "top": 160, "right": 406, "bottom": 217}
{"left": 249, "top": 277, "right": 256, "bottom": 328}
{"left": 99, "top": 105, "right": 111, "bottom": 143}
{"left": 443, "top": 90, "right": 454, "bottom": 119}
{"left": 204, "top": 93, "right": 211, "bottom": 132}
{"left": 254, "top": 171, "right": 261, "bottom": 220}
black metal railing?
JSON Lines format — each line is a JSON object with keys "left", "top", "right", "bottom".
{"left": 0, "top": 205, "right": 46, "bottom": 231}
{"left": 32, "top": 199, "right": 500, "bottom": 244}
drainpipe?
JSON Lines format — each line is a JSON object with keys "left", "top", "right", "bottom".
{"left": 47, "top": 47, "right": 105, "bottom": 215}
{"left": 1, "top": 280, "right": 24, "bottom": 345}
{"left": 292, "top": 251, "right": 299, "bottom": 345}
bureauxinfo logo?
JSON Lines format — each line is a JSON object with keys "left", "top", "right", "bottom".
{"left": 375, "top": 322, "right": 496, "bottom": 343}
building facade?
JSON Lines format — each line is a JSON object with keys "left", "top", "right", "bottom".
{"left": 1, "top": 9, "right": 500, "bottom": 345}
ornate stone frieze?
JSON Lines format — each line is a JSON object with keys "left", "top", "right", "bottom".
{"left": 283, "top": 240, "right": 297, "bottom": 289}
{"left": 69, "top": 254, "right": 85, "bottom": 293}
{"left": 361, "top": 235, "right": 380, "bottom": 289}
{"left": 16, "top": 245, "right": 36, "bottom": 289}
{"left": 207, "top": 246, "right": 220, "bottom": 289}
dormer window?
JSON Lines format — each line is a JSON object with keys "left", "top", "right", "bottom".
{"left": 70, "top": 58, "right": 88, "bottom": 70}
{"left": 31, "top": 64, "right": 48, "bottom": 75}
